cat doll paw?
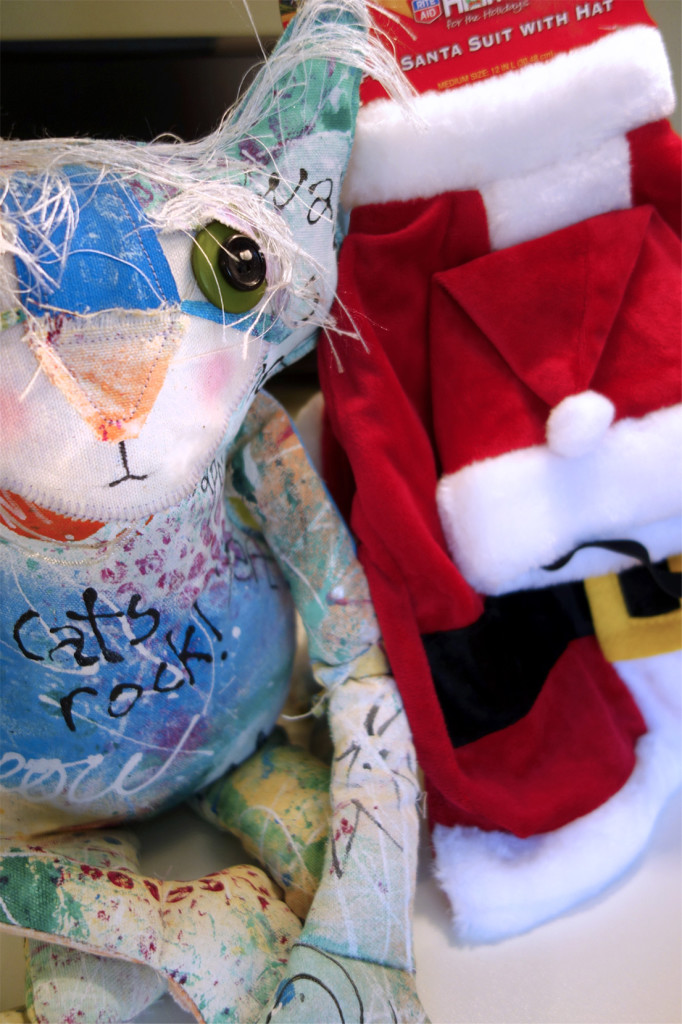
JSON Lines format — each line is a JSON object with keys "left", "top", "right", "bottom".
{"left": 259, "top": 944, "right": 429, "bottom": 1024}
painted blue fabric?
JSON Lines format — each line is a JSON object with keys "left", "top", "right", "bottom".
{"left": 5, "top": 165, "right": 179, "bottom": 316}
{"left": 181, "top": 300, "right": 291, "bottom": 345}
{"left": 0, "top": 454, "right": 296, "bottom": 824}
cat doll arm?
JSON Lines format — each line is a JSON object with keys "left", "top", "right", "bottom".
{"left": 224, "top": 391, "right": 427, "bottom": 1024}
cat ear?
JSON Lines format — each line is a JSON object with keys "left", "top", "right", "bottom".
{"left": 212, "top": 0, "right": 409, "bottom": 372}
{"left": 220, "top": 1, "right": 371, "bottom": 175}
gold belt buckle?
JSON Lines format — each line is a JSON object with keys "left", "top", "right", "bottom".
{"left": 584, "top": 555, "right": 681, "bottom": 662}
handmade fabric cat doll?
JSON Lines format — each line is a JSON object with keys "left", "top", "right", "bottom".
{"left": 0, "top": 3, "right": 427, "bottom": 1022}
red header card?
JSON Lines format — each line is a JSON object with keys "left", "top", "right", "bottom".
{"left": 362, "top": 0, "right": 654, "bottom": 101}
{"left": 281, "top": 0, "right": 655, "bottom": 104}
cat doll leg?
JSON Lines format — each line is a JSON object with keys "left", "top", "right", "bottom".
{"left": 226, "top": 393, "right": 427, "bottom": 1023}
{"left": 195, "top": 729, "right": 331, "bottom": 920}
{"left": 25, "top": 939, "right": 166, "bottom": 1024}
{"left": 0, "top": 827, "right": 301, "bottom": 1023}
{"left": 1, "top": 831, "right": 165, "bottom": 1024}
{"left": 262, "top": 668, "right": 427, "bottom": 1024}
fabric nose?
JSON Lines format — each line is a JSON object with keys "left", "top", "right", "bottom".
{"left": 28, "top": 310, "right": 185, "bottom": 442}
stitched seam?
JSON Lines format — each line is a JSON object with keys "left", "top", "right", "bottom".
{"left": 28, "top": 312, "right": 183, "bottom": 424}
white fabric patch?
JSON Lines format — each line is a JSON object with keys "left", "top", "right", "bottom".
{"left": 436, "top": 404, "right": 682, "bottom": 595}
{"left": 432, "top": 649, "right": 682, "bottom": 944}
{"left": 159, "top": 231, "right": 203, "bottom": 304}
{"left": 0, "top": 251, "right": 19, "bottom": 310}
{"left": 342, "top": 26, "right": 673, "bottom": 209}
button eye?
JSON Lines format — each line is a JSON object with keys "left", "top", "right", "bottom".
{"left": 217, "top": 234, "right": 267, "bottom": 292}
{"left": 192, "top": 221, "right": 267, "bottom": 313}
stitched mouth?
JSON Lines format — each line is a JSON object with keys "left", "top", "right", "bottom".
{"left": 107, "top": 441, "right": 149, "bottom": 489}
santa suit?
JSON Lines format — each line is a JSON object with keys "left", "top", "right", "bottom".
{"left": 320, "top": 21, "right": 682, "bottom": 941}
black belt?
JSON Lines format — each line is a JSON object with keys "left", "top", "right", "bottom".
{"left": 423, "top": 554, "right": 680, "bottom": 749}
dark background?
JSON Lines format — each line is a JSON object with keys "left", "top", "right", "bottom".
{"left": 0, "top": 37, "right": 274, "bottom": 142}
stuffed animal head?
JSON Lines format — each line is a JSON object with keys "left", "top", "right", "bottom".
{"left": 0, "top": 0, "right": 402, "bottom": 527}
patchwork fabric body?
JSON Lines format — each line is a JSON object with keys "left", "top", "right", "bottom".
{"left": 1, "top": 436, "right": 296, "bottom": 836}
{"left": 320, "top": 16, "right": 682, "bottom": 942}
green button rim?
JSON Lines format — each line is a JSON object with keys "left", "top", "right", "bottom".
{"left": 191, "top": 221, "right": 267, "bottom": 314}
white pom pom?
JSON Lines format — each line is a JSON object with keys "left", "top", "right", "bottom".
{"left": 546, "top": 390, "right": 615, "bottom": 457}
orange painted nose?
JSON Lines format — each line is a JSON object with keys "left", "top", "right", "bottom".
{"left": 28, "top": 311, "right": 185, "bottom": 442}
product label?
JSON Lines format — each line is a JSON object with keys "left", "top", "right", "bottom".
{"left": 280, "top": 0, "right": 654, "bottom": 102}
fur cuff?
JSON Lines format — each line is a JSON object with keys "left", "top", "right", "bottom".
{"left": 436, "top": 403, "right": 682, "bottom": 595}
{"left": 343, "top": 26, "right": 674, "bottom": 215}
{"left": 432, "top": 650, "right": 682, "bottom": 944}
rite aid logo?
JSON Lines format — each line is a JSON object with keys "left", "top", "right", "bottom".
{"left": 411, "top": 0, "right": 442, "bottom": 23}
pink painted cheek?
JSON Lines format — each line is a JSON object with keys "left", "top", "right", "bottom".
{"left": 0, "top": 388, "right": 29, "bottom": 444}
{"left": 199, "top": 350, "right": 247, "bottom": 405}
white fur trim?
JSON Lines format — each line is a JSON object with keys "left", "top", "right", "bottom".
{"left": 342, "top": 26, "right": 674, "bottom": 209}
{"left": 546, "top": 390, "right": 616, "bottom": 457}
{"left": 481, "top": 134, "right": 631, "bottom": 250}
{"left": 485, "top": 516, "right": 682, "bottom": 595}
{"left": 436, "top": 404, "right": 682, "bottom": 596}
{"left": 432, "top": 649, "right": 682, "bottom": 944}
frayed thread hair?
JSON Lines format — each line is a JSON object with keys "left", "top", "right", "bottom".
{"left": 0, "top": 0, "right": 412, "bottom": 338}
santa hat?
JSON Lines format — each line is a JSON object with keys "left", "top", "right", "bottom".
{"left": 431, "top": 202, "right": 682, "bottom": 597}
